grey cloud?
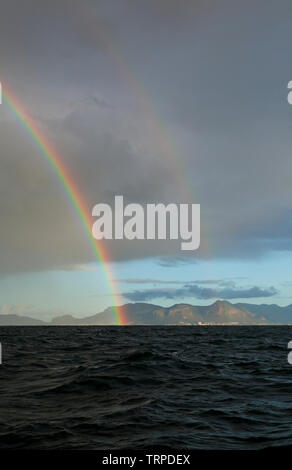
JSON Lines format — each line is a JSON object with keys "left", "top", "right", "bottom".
{"left": 70, "top": 96, "right": 114, "bottom": 110}
{"left": 1, "top": 0, "right": 292, "bottom": 273}
{"left": 0, "top": 102, "right": 188, "bottom": 274}
{"left": 115, "top": 278, "right": 185, "bottom": 285}
{"left": 124, "top": 285, "right": 278, "bottom": 302}
{"left": 115, "top": 278, "right": 239, "bottom": 286}
{"left": 157, "top": 256, "right": 198, "bottom": 268}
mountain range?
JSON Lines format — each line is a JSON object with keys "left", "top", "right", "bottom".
{"left": 0, "top": 300, "right": 291, "bottom": 325}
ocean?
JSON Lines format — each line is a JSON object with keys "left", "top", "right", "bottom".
{"left": 0, "top": 325, "right": 292, "bottom": 450}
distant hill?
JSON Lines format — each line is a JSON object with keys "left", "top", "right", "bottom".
{"left": 98, "top": 300, "right": 268, "bottom": 325}
{"left": 1, "top": 300, "right": 290, "bottom": 326}
{"left": 0, "top": 314, "right": 46, "bottom": 326}
{"left": 114, "top": 300, "right": 269, "bottom": 325}
{"left": 236, "top": 303, "right": 292, "bottom": 324}
{"left": 0, "top": 300, "right": 275, "bottom": 325}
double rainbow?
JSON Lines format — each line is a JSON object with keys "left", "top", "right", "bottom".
{"left": 3, "top": 87, "right": 127, "bottom": 325}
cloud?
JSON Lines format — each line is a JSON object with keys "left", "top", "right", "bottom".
{"left": 114, "top": 278, "right": 184, "bottom": 284}
{"left": 114, "top": 278, "right": 239, "bottom": 286}
{"left": 123, "top": 284, "right": 278, "bottom": 302}
{"left": 70, "top": 96, "right": 114, "bottom": 110}
{"left": 1, "top": 0, "right": 292, "bottom": 274}
{"left": 0, "top": 110, "right": 182, "bottom": 274}
{"left": 59, "top": 264, "right": 98, "bottom": 272}
{"left": 0, "top": 304, "right": 33, "bottom": 315}
{"left": 157, "top": 256, "right": 198, "bottom": 267}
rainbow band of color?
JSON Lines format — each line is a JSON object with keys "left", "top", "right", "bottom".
{"left": 3, "top": 88, "right": 126, "bottom": 325}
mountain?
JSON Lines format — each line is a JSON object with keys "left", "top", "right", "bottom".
{"left": 51, "top": 314, "right": 79, "bottom": 325}
{"left": 117, "top": 301, "right": 269, "bottom": 325}
{"left": 50, "top": 300, "right": 271, "bottom": 325}
{"left": 0, "top": 300, "right": 287, "bottom": 326}
{"left": 236, "top": 303, "right": 292, "bottom": 324}
{"left": 0, "top": 314, "right": 46, "bottom": 326}
{"left": 79, "top": 303, "right": 163, "bottom": 325}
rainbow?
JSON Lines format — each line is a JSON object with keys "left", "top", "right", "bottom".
{"left": 3, "top": 86, "right": 127, "bottom": 325}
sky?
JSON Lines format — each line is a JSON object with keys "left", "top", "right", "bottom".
{"left": 1, "top": 0, "right": 292, "bottom": 319}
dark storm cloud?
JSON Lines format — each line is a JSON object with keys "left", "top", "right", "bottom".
{"left": 124, "top": 285, "right": 278, "bottom": 302}
{"left": 71, "top": 96, "right": 114, "bottom": 110}
{"left": 1, "top": 0, "right": 292, "bottom": 273}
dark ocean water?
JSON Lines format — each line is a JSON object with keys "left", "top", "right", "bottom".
{"left": 0, "top": 326, "right": 292, "bottom": 450}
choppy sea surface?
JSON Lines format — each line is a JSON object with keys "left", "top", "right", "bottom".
{"left": 0, "top": 326, "right": 292, "bottom": 450}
